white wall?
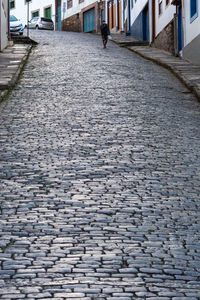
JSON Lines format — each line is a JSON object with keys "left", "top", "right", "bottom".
{"left": 183, "top": 0, "right": 200, "bottom": 46}
{"left": 130, "top": 0, "right": 148, "bottom": 25}
{"left": 0, "top": 0, "right": 8, "bottom": 51}
{"left": 61, "top": 0, "right": 97, "bottom": 20}
{"left": 10, "top": 0, "right": 56, "bottom": 27}
{"left": 155, "top": 0, "right": 176, "bottom": 36}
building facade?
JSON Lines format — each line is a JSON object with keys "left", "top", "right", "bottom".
{"left": 106, "top": 0, "right": 123, "bottom": 33}
{"left": 152, "top": 0, "right": 176, "bottom": 53}
{"left": 0, "top": 0, "right": 9, "bottom": 51}
{"left": 61, "top": 0, "right": 105, "bottom": 33}
{"left": 123, "top": 0, "right": 200, "bottom": 64}
{"left": 9, "top": 0, "right": 59, "bottom": 29}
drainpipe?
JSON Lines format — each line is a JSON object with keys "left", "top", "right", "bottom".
{"left": 173, "top": 7, "right": 178, "bottom": 55}
{"left": 172, "top": 0, "right": 181, "bottom": 56}
{"left": 152, "top": 0, "right": 156, "bottom": 42}
{"left": 181, "top": 0, "right": 185, "bottom": 48}
{"left": 27, "top": 0, "right": 30, "bottom": 38}
{"left": 126, "top": 0, "right": 131, "bottom": 35}
{"left": 0, "top": 2, "right": 1, "bottom": 50}
{"left": 8, "top": 0, "right": 11, "bottom": 41}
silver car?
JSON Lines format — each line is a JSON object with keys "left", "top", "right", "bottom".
{"left": 28, "top": 17, "right": 54, "bottom": 30}
{"left": 10, "top": 15, "right": 24, "bottom": 35}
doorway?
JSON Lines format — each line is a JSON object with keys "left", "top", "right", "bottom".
{"left": 178, "top": 5, "right": 183, "bottom": 52}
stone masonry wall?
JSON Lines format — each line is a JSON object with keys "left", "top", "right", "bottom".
{"left": 62, "top": 14, "right": 81, "bottom": 32}
{"left": 152, "top": 20, "right": 175, "bottom": 55}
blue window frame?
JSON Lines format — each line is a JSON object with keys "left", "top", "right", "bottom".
{"left": 190, "top": 0, "right": 198, "bottom": 23}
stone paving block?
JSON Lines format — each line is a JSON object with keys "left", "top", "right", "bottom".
{"left": 25, "top": 293, "right": 51, "bottom": 298}
{"left": 1, "top": 295, "right": 25, "bottom": 299}
{"left": 172, "top": 298, "right": 198, "bottom": 300}
{"left": 54, "top": 293, "right": 85, "bottom": 298}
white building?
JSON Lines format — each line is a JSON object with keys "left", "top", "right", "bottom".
{"left": 182, "top": 0, "right": 200, "bottom": 65}
{"left": 9, "top": 0, "right": 58, "bottom": 29}
{"left": 61, "top": 0, "right": 105, "bottom": 33}
{"left": 105, "top": 0, "right": 123, "bottom": 33}
{"left": 129, "top": 1, "right": 176, "bottom": 43}
{"left": 0, "top": 0, "right": 9, "bottom": 51}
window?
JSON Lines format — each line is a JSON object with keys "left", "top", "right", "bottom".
{"left": 190, "top": 0, "right": 198, "bottom": 22}
{"left": 45, "top": 6, "right": 51, "bottom": 18}
{"left": 32, "top": 11, "right": 39, "bottom": 18}
{"left": 67, "top": 0, "right": 73, "bottom": 9}
{"left": 131, "top": 0, "right": 133, "bottom": 9}
{"left": 159, "top": 0, "right": 162, "bottom": 15}
{"left": 10, "top": 15, "right": 18, "bottom": 21}
{"left": 9, "top": 0, "right": 15, "bottom": 9}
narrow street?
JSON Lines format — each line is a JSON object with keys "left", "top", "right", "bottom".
{"left": 0, "top": 30, "right": 200, "bottom": 299}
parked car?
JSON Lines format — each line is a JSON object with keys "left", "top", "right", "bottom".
{"left": 28, "top": 17, "right": 54, "bottom": 30}
{"left": 10, "top": 15, "right": 24, "bottom": 35}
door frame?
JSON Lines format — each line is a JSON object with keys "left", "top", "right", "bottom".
{"left": 142, "top": 4, "right": 149, "bottom": 41}
{"left": 152, "top": 0, "right": 156, "bottom": 41}
{"left": 178, "top": 5, "right": 183, "bottom": 52}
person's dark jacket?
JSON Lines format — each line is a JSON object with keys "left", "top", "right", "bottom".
{"left": 100, "top": 23, "right": 110, "bottom": 36}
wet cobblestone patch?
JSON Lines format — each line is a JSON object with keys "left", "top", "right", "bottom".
{"left": 0, "top": 31, "right": 200, "bottom": 299}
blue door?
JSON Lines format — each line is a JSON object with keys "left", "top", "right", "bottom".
{"left": 84, "top": 8, "right": 95, "bottom": 32}
{"left": 178, "top": 6, "right": 183, "bottom": 52}
{"left": 142, "top": 5, "right": 149, "bottom": 41}
{"left": 57, "top": 5, "right": 61, "bottom": 30}
{"left": 101, "top": 9, "right": 104, "bottom": 23}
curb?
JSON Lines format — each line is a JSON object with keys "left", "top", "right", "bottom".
{"left": 111, "top": 39, "right": 149, "bottom": 47}
{"left": 126, "top": 46, "right": 200, "bottom": 101}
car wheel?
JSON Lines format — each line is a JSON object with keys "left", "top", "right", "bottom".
{"left": 20, "top": 32, "right": 23, "bottom": 36}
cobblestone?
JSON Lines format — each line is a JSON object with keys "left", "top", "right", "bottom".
{"left": 0, "top": 30, "right": 200, "bottom": 298}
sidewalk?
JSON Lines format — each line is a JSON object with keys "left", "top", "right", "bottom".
{"left": 111, "top": 34, "right": 200, "bottom": 101}
{"left": 0, "top": 43, "right": 32, "bottom": 101}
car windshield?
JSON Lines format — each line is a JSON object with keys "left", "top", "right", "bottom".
{"left": 10, "top": 16, "right": 18, "bottom": 22}
{"left": 41, "top": 18, "right": 53, "bottom": 22}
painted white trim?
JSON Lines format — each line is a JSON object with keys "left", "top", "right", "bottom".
{"left": 0, "top": 0, "right": 9, "bottom": 51}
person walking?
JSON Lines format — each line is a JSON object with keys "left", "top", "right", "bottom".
{"left": 100, "top": 20, "right": 110, "bottom": 49}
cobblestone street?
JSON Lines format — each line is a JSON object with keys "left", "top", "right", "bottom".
{"left": 0, "top": 30, "right": 200, "bottom": 299}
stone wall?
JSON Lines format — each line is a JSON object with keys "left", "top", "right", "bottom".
{"left": 152, "top": 20, "right": 175, "bottom": 55}
{"left": 62, "top": 14, "right": 81, "bottom": 32}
